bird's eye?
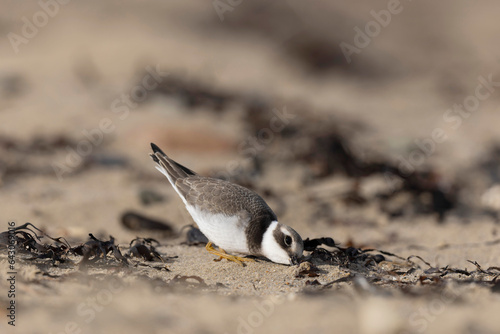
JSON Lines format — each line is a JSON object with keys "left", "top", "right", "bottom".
{"left": 284, "top": 235, "right": 292, "bottom": 247}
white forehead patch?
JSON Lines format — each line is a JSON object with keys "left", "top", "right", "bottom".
{"left": 281, "top": 227, "right": 292, "bottom": 236}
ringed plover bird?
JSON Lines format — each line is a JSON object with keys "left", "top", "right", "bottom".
{"left": 149, "top": 143, "right": 304, "bottom": 265}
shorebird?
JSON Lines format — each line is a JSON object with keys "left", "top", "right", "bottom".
{"left": 149, "top": 143, "right": 303, "bottom": 265}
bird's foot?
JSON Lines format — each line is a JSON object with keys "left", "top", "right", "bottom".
{"left": 205, "top": 242, "right": 255, "bottom": 266}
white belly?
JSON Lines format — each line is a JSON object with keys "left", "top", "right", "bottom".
{"left": 186, "top": 205, "right": 249, "bottom": 253}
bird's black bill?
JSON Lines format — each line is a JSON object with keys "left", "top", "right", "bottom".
{"left": 290, "top": 255, "right": 299, "bottom": 266}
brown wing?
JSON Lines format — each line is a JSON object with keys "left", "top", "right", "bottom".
{"left": 176, "top": 176, "right": 277, "bottom": 220}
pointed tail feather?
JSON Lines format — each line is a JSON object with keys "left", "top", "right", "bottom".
{"left": 149, "top": 143, "right": 197, "bottom": 183}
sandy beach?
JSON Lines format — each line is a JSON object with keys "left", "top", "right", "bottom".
{"left": 1, "top": 1, "right": 500, "bottom": 333}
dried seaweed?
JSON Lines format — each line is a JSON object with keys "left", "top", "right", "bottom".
{"left": 1, "top": 222, "right": 499, "bottom": 297}
{"left": 75, "top": 234, "right": 128, "bottom": 266}
{"left": 127, "top": 237, "right": 164, "bottom": 262}
{"left": 466, "top": 260, "right": 500, "bottom": 275}
{"left": 0, "top": 223, "right": 71, "bottom": 264}
{"left": 304, "top": 239, "right": 500, "bottom": 294}
{"left": 303, "top": 237, "right": 336, "bottom": 252}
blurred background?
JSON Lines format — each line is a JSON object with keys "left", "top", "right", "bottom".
{"left": 2, "top": 0, "right": 500, "bottom": 236}
{"left": 1, "top": 1, "right": 500, "bottom": 333}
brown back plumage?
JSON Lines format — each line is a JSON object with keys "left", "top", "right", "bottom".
{"left": 176, "top": 176, "right": 276, "bottom": 219}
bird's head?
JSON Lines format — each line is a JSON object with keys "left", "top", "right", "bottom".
{"left": 261, "top": 221, "right": 304, "bottom": 265}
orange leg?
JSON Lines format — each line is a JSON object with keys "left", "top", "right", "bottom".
{"left": 205, "top": 242, "right": 255, "bottom": 266}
